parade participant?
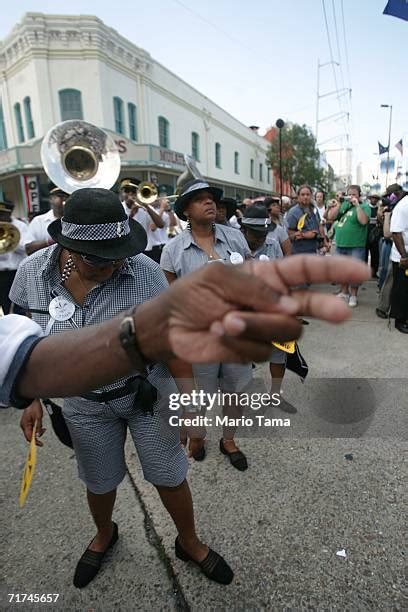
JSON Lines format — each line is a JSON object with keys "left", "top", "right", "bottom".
{"left": 314, "top": 189, "right": 327, "bottom": 223}
{"left": 24, "top": 184, "right": 68, "bottom": 255}
{"left": 10, "top": 187, "right": 234, "bottom": 588}
{"left": 286, "top": 185, "right": 321, "bottom": 255}
{"left": 119, "top": 177, "right": 165, "bottom": 235}
{"left": 144, "top": 196, "right": 176, "bottom": 262}
{"left": 264, "top": 196, "right": 292, "bottom": 256}
{"left": 389, "top": 192, "right": 408, "bottom": 333}
{"left": 0, "top": 202, "right": 27, "bottom": 314}
{"left": 366, "top": 193, "right": 382, "bottom": 278}
{"left": 2, "top": 256, "right": 371, "bottom": 408}
{"left": 215, "top": 197, "right": 238, "bottom": 227}
{"left": 327, "top": 184, "right": 370, "bottom": 307}
{"left": 161, "top": 178, "right": 252, "bottom": 470}
{"left": 241, "top": 205, "right": 298, "bottom": 414}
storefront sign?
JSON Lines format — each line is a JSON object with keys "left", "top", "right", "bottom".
{"left": 23, "top": 175, "right": 40, "bottom": 213}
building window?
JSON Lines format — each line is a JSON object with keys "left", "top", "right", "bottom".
{"left": 128, "top": 103, "right": 137, "bottom": 141}
{"left": 267, "top": 166, "right": 271, "bottom": 184}
{"left": 234, "top": 151, "right": 239, "bottom": 174}
{"left": 59, "top": 89, "right": 83, "bottom": 121}
{"left": 113, "top": 97, "right": 124, "bottom": 135}
{"left": 0, "top": 99, "right": 7, "bottom": 150}
{"left": 23, "top": 97, "right": 35, "bottom": 139}
{"left": 250, "top": 159, "right": 254, "bottom": 179}
{"left": 14, "top": 103, "right": 25, "bottom": 143}
{"left": 259, "top": 163, "right": 263, "bottom": 182}
{"left": 192, "top": 132, "right": 200, "bottom": 161}
{"left": 215, "top": 142, "right": 221, "bottom": 168}
{"left": 158, "top": 116, "right": 169, "bottom": 148}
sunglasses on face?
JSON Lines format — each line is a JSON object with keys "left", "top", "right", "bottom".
{"left": 76, "top": 253, "right": 124, "bottom": 267}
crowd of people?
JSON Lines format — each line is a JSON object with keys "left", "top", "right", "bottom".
{"left": 0, "top": 168, "right": 406, "bottom": 590}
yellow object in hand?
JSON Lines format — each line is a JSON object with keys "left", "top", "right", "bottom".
{"left": 19, "top": 420, "right": 38, "bottom": 507}
{"left": 297, "top": 213, "right": 308, "bottom": 231}
{"left": 272, "top": 340, "right": 296, "bottom": 354}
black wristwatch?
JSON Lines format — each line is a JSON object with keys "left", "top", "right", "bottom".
{"left": 119, "top": 307, "right": 150, "bottom": 371}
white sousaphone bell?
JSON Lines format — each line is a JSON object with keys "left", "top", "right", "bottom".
{"left": 40, "top": 120, "right": 121, "bottom": 194}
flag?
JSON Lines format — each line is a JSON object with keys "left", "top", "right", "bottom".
{"left": 383, "top": 0, "right": 408, "bottom": 21}
{"left": 395, "top": 138, "right": 404, "bottom": 155}
{"left": 378, "top": 141, "right": 389, "bottom": 155}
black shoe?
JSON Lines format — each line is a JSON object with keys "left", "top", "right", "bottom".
{"left": 73, "top": 522, "right": 118, "bottom": 588}
{"left": 376, "top": 308, "right": 388, "bottom": 319}
{"left": 276, "top": 397, "right": 298, "bottom": 414}
{"left": 395, "top": 320, "right": 408, "bottom": 334}
{"left": 175, "top": 537, "right": 234, "bottom": 585}
{"left": 192, "top": 443, "right": 206, "bottom": 462}
{"left": 219, "top": 438, "right": 248, "bottom": 471}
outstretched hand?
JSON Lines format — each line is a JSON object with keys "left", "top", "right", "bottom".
{"left": 137, "top": 255, "right": 370, "bottom": 363}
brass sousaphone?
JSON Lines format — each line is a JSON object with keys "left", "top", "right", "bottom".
{"left": 40, "top": 120, "right": 121, "bottom": 194}
{"left": 0, "top": 222, "right": 20, "bottom": 254}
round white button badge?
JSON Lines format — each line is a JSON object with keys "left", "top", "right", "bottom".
{"left": 259, "top": 254, "right": 270, "bottom": 261}
{"left": 48, "top": 296, "right": 76, "bottom": 322}
{"left": 229, "top": 252, "right": 244, "bottom": 265}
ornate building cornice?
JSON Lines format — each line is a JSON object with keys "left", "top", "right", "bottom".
{"left": 0, "top": 13, "right": 152, "bottom": 75}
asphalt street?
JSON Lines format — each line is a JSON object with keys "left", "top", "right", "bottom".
{"left": 1, "top": 280, "right": 407, "bottom": 611}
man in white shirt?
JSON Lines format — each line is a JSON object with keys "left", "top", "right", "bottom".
{"left": 389, "top": 193, "right": 408, "bottom": 333}
{"left": 0, "top": 202, "right": 27, "bottom": 314}
{"left": 119, "top": 178, "right": 167, "bottom": 262}
{"left": 24, "top": 184, "right": 68, "bottom": 255}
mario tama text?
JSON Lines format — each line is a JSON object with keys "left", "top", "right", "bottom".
{"left": 169, "top": 414, "right": 291, "bottom": 428}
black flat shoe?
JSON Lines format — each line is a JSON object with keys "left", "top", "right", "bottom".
{"left": 276, "top": 397, "right": 298, "bottom": 414}
{"left": 175, "top": 537, "right": 233, "bottom": 585}
{"left": 192, "top": 444, "right": 206, "bottom": 461}
{"left": 219, "top": 438, "right": 248, "bottom": 471}
{"left": 375, "top": 308, "right": 388, "bottom": 319}
{"left": 73, "top": 522, "right": 118, "bottom": 588}
{"left": 395, "top": 320, "right": 408, "bottom": 334}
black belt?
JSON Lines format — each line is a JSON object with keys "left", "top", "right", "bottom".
{"left": 80, "top": 375, "right": 157, "bottom": 414}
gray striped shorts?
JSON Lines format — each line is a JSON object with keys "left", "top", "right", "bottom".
{"left": 62, "top": 388, "right": 188, "bottom": 495}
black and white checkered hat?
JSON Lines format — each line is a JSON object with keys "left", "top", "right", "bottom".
{"left": 47, "top": 188, "right": 147, "bottom": 259}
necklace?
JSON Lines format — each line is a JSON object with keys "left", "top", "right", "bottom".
{"left": 61, "top": 254, "right": 76, "bottom": 283}
{"left": 191, "top": 227, "right": 220, "bottom": 261}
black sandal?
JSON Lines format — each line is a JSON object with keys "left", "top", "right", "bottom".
{"left": 175, "top": 537, "right": 233, "bottom": 585}
{"left": 219, "top": 438, "right": 248, "bottom": 471}
{"left": 73, "top": 522, "right": 118, "bottom": 588}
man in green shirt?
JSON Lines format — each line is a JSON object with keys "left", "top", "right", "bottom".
{"left": 328, "top": 185, "right": 370, "bottom": 307}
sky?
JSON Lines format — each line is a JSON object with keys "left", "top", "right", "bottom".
{"left": 1, "top": 0, "right": 407, "bottom": 179}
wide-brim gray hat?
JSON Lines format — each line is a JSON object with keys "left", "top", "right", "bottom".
{"left": 48, "top": 187, "right": 147, "bottom": 259}
{"left": 174, "top": 179, "right": 223, "bottom": 221}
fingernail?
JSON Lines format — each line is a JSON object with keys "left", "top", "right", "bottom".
{"left": 278, "top": 295, "right": 298, "bottom": 313}
{"left": 228, "top": 316, "right": 246, "bottom": 332}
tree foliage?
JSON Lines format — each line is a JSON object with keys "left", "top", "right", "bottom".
{"left": 266, "top": 123, "right": 329, "bottom": 191}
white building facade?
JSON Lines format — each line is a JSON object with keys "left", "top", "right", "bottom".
{"left": 0, "top": 13, "right": 273, "bottom": 216}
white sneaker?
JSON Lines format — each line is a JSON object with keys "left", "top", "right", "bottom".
{"left": 337, "top": 292, "right": 349, "bottom": 300}
{"left": 348, "top": 295, "right": 358, "bottom": 308}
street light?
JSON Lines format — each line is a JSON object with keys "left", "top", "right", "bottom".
{"left": 380, "top": 104, "right": 393, "bottom": 189}
{"left": 275, "top": 118, "right": 285, "bottom": 202}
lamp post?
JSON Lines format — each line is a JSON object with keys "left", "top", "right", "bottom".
{"left": 275, "top": 118, "right": 285, "bottom": 202}
{"left": 380, "top": 104, "right": 393, "bottom": 189}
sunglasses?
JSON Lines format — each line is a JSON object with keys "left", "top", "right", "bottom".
{"left": 75, "top": 253, "right": 125, "bottom": 268}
